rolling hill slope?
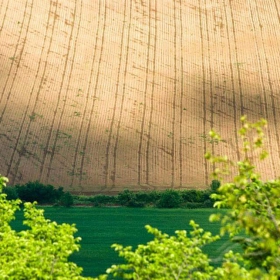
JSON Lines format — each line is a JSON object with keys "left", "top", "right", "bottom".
{"left": 1, "top": 0, "right": 280, "bottom": 193}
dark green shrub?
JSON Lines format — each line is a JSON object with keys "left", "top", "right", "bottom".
{"left": 148, "top": 191, "right": 161, "bottom": 203}
{"left": 201, "top": 190, "right": 211, "bottom": 201}
{"left": 126, "top": 200, "right": 145, "bottom": 208}
{"left": 72, "top": 195, "right": 91, "bottom": 203}
{"left": 203, "top": 199, "right": 213, "bottom": 208}
{"left": 134, "top": 192, "right": 150, "bottom": 203}
{"left": 89, "top": 195, "right": 117, "bottom": 206}
{"left": 156, "top": 189, "right": 183, "bottom": 208}
{"left": 15, "top": 181, "right": 64, "bottom": 204}
{"left": 181, "top": 190, "right": 203, "bottom": 203}
{"left": 59, "top": 192, "right": 74, "bottom": 207}
{"left": 3, "top": 186, "right": 18, "bottom": 200}
{"left": 117, "top": 189, "right": 136, "bottom": 206}
{"left": 138, "top": 191, "right": 160, "bottom": 204}
{"left": 210, "top": 180, "right": 221, "bottom": 192}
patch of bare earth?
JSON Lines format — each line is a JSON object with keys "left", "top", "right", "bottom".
{"left": 0, "top": 0, "right": 280, "bottom": 193}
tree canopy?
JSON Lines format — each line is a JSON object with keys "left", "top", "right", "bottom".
{"left": 99, "top": 117, "right": 280, "bottom": 279}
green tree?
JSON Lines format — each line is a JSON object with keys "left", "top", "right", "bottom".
{"left": 207, "top": 116, "right": 280, "bottom": 277}
{"left": 0, "top": 176, "right": 92, "bottom": 279}
{"left": 98, "top": 116, "right": 280, "bottom": 279}
{"left": 105, "top": 222, "right": 219, "bottom": 279}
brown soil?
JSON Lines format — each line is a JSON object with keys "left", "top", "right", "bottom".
{"left": 1, "top": 0, "right": 280, "bottom": 193}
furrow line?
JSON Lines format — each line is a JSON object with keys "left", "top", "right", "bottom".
{"left": 38, "top": 0, "right": 72, "bottom": 181}
{"left": 18, "top": 0, "right": 59, "bottom": 182}
{"left": 247, "top": 0, "right": 276, "bottom": 176}
{"left": 255, "top": 0, "right": 280, "bottom": 168}
{"left": 171, "top": 0, "right": 177, "bottom": 188}
{"left": 145, "top": 0, "right": 157, "bottom": 185}
{"left": 104, "top": 0, "right": 124, "bottom": 187}
{"left": 13, "top": 0, "right": 53, "bottom": 182}
{"left": 273, "top": 0, "right": 280, "bottom": 24}
{"left": 0, "top": 0, "right": 9, "bottom": 36}
{"left": 203, "top": 0, "right": 214, "bottom": 184}
{"left": 223, "top": 0, "right": 240, "bottom": 159}
{"left": 204, "top": 1, "right": 213, "bottom": 129}
{"left": 112, "top": 0, "right": 132, "bottom": 188}
{"left": 198, "top": 0, "right": 208, "bottom": 185}
{"left": 0, "top": 0, "right": 29, "bottom": 112}
{"left": 5, "top": 0, "right": 34, "bottom": 180}
{"left": 46, "top": 0, "right": 82, "bottom": 181}
{"left": 178, "top": 0, "right": 183, "bottom": 187}
{"left": 228, "top": 0, "right": 244, "bottom": 115}
{"left": 71, "top": 0, "right": 101, "bottom": 188}
{"left": 137, "top": 0, "right": 151, "bottom": 186}
{"left": 80, "top": 0, "right": 107, "bottom": 187}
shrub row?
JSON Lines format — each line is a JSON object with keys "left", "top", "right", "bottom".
{"left": 4, "top": 181, "right": 73, "bottom": 207}
{"left": 73, "top": 180, "right": 220, "bottom": 208}
{"left": 3, "top": 180, "right": 220, "bottom": 208}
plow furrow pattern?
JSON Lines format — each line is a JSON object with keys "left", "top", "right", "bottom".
{"left": 1, "top": 0, "right": 280, "bottom": 193}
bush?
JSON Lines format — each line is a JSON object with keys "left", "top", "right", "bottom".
{"left": 181, "top": 189, "right": 203, "bottom": 203}
{"left": 0, "top": 176, "right": 88, "bottom": 279}
{"left": 59, "top": 192, "right": 74, "bottom": 207}
{"left": 15, "top": 181, "right": 64, "bottom": 204}
{"left": 135, "top": 191, "right": 160, "bottom": 205}
{"left": 72, "top": 195, "right": 92, "bottom": 205}
{"left": 210, "top": 180, "right": 221, "bottom": 192}
{"left": 3, "top": 186, "right": 18, "bottom": 200}
{"left": 79, "top": 189, "right": 214, "bottom": 208}
{"left": 156, "top": 189, "right": 183, "bottom": 208}
{"left": 203, "top": 199, "right": 213, "bottom": 208}
{"left": 1, "top": 184, "right": 215, "bottom": 208}
{"left": 89, "top": 195, "right": 117, "bottom": 206}
{"left": 126, "top": 199, "right": 145, "bottom": 208}
{"left": 117, "top": 189, "right": 136, "bottom": 206}
{"left": 201, "top": 190, "right": 212, "bottom": 203}
{"left": 7, "top": 183, "right": 215, "bottom": 208}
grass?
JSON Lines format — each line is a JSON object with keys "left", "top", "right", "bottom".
{"left": 11, "top": 207, "right": 239, "bottom": 278}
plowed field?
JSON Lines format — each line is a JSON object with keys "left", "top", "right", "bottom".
{"left": 1, "top": 0, "right": 280, "bottom": 193}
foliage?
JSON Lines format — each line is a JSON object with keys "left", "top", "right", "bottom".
{"left": 105, "top": 221, "right": 219, "bottom": 279}
{"left": 11, "top": 207, "right": 220, "bottom": 277}
{"left": 73, "top": 195, "right": 93, "bottom": 206}
{"left": 156, "top": 189, "right": 183, "bottom": 208}
{"left": 4, "top": 181, "right": 215, "bottom": 208}
{"left": 2, "top": 185, "right": 19, "bottom": 200}
{"left": 134, "top": 191, "right": 161, "bottom": 204}
{"left": 96, "top": 116, "right": 280, "bottom": 279}
{"left": 6, "top": 181, "right": 74, "bottom": 207}
{"left": 210, "top": 180, "right": 221, "bottom": 193}
{"left": 15, "top": 181, "right": 64, "bottom": 204}
{"left": 0, "top": 176, "right": 92, "bottom": 279}
{"left": 208, "top": 116, "right": 280, "bottom": 276}
{"left": 181, "top": 189, "right": 203, "bottom": 203}
{"left": 74, "top": 189, "right": 213, "bottom": 208}
{"left": 88, "top": 194, "right": 118, "bottom": 207}
{"left": 117, "top": 189, "right": 136, "bottom": 207}
{"left": 59, "top": 191, "right": 74, "bottom": 207}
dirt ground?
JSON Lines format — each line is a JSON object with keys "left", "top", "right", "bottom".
{"left": 1, "top": 0, "right": 280, "bottom": 193}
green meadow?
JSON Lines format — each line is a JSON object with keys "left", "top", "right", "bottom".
{"left": 11, "top": 207, "right": 239, "bottom": 278}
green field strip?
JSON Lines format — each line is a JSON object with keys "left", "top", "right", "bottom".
{"left": 11, "top": 207, "right": 235, "bottom": 277}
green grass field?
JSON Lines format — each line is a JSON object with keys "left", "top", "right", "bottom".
{"left": 11, "top": 207, "right": 239, "bottom": 277}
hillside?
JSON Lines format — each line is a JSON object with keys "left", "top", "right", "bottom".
{"left": 1, "top": 0, "right": 280, "bottom": 193}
